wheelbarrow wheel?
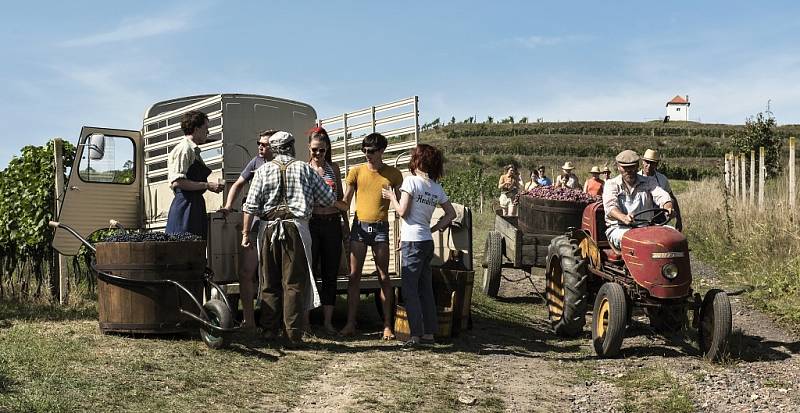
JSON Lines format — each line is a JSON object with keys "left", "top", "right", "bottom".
{"left": 200, "top": 299, "right": 233, "bottom": 349}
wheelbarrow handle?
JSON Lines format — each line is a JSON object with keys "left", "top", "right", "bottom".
{"left": 51, "top": 221, "right": 96, "bottom": 253}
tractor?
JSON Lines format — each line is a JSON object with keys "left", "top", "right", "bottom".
{"left": 545, "top": 201, "right": 732, "bottom": 360}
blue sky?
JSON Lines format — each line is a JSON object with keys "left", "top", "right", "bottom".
{"left": 2, "top": 0, "right": 800, "bottom": 167}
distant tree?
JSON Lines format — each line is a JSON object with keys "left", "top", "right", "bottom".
{"left": 487, "top": 116, "right": 494, "bottom": 124}
{"left": 519, "top": 117, "right": 528, "bottom": 124}
{"left": 450, "top": 116, "right": 456, "bottom": 125}
{"left": 731, "top": 112, "right": 781, "bottom": 177}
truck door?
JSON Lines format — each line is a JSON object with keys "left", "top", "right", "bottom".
{"left": 52, "top": 127, "right": 143, "bottom": 255}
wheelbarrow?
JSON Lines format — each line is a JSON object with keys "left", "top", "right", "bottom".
{"left": 50, "top": 220, "right": 239, "bottom": 349}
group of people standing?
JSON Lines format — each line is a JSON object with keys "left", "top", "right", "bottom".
{"left": 165, "top": 110, "right": 454, "bottom": 348}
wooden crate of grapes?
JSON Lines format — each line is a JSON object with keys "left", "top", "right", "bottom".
{"left": 481, "top": 187, "right": 599, "bottom": 298}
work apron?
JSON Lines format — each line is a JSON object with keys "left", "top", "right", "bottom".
{"left": 166, "top": 159, "right": 211, "bottom": 238}
{"left": 256, "top": 160, "right": 321, "bottom": 311}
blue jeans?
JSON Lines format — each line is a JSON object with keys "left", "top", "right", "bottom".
{"left": 401, "top": 240, "right": 437, "bottom": 337}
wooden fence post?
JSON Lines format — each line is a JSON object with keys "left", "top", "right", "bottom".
{"left": 790, "top": 137, "right": 796, "bottom": 209}
{"left": 53, "top": 138, "right": 68, "bottom": 305}
{"left": 740, "top": 153, "right": 746, "bottom": 203}
{"left": 724, "top": 153, "right": 730, "bottom": 190}
{"left": 758, "top": 147, "right": 765, "bottom": 210}
{"left": 731, "top": 153, "right": 739, "bottom": 199}
{"left": 750, "top": 150, "right": 755, "bottom": 206}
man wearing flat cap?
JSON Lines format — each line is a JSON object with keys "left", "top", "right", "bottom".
{"left": 242, "top": 131, "right": 346, "bottom": 346}
{"left": 639, "top": 149, "right": 683, "bottom": 231}
{"left": 602, "top": 150, "right": 674, "bottom": 250}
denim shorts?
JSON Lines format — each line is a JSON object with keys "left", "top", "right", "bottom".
{"left": 350, "top": 219, "right": 389, "bottom": 246}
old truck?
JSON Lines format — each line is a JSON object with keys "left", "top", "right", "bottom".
{"left": 52, "top": 93, "right": 473, "bottom": 314}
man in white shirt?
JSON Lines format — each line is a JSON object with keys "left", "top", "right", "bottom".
{"left": 603, "top": 150, "right": 674, "bottom": 250}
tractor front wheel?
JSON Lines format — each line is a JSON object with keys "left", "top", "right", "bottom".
{"left": 592, "top": 282, "right": 628, "bottom": 358}
{"left": 698, "top": 289, "right": 732, "bottom": 362}
{"left": 545, "top": 235, "right": 588, "bottom": 337}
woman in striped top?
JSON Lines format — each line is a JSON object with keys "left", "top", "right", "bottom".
{"left": 306, "top": 127, "right": 348, "bottom": 334}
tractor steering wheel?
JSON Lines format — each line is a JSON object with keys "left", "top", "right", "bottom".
{"left": 629, "top": 207, "right": 671, "bottom": 228}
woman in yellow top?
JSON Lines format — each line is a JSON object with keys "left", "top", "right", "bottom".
{"left": 524, "top": 168, "right": 540, "bottom": 191}
{"left": 498, "top": 164, "right": 522, "bottom": 216}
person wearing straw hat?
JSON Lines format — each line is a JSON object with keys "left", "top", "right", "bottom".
{"left": 583, "top": 166, "right": 605, "bottom": 196}
{"left": 554, "top": 161, "right": 581, "bottom": 189}
{"left": 602, "top": 164, "right": 612, "bottom": 180}
{"left": 639, "top": 149, "right": 682, "bottom": 231}
{"left": 602, "top": 150, "right": 674, "bottom": 250}
{"left": 241, "top": 131, "right": 345, "bottom": 347}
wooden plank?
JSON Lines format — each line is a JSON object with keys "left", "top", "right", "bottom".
{"left": 750, "top": 150, "right": 756, "bottom": 206}
{"left": 53, "top": 138, "right": 68, "bottom": 305}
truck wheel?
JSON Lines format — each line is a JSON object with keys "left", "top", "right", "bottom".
{"left": 698, "top": 289, "right": 732, "bottom": 362}
{"left": 545, "top": 235, "right": 588, "bottom": 337}
{"left": 592, "top": 282, "right": 628, "bottom": 358}
{"left": 646, "top": 305, "right": 688, "bottom": 334}
{"left": 482, "top": 231, "right": 503, "bottom": 298}
{"left": 200, "top": 299, "right": 233, "bottom": 349}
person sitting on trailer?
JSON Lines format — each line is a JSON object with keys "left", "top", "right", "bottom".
{"left": 525, "top": 168, "right": 540, "bottom": 191}
{"left": 583, "top": 166, "right": 605, "bottom": 196}
{"left": 554, "top": 161, "right": 581, "bottom": 189}
{"left": 603, "top": 150, "right": 674, "bottom": 251}
{"left": 219, "top": 129, "right": 277, "bottom": 331}
{"left": 165, "top": 110, "right": 224, "bottom": 239}
{"left": 536, "top": 165, "right": 552, "bottom": 186}
{"left": 241, "top": 131, "right": 344, "bottom": 346}
{"left": 639, "top": 149, "right": 683, "bottom": 232}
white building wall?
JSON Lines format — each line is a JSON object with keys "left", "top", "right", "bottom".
{"left": 666, "top": 104, "right": 689, "bottom": 121}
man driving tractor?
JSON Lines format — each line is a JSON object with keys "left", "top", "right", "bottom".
{"left": 602, "top": 150, "right": 674, "bottom": 250}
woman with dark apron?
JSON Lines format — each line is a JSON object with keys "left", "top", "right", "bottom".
{"left": 165, "top": 110, "right": 224, "bottom": 238}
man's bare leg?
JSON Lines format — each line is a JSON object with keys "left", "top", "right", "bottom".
{"left": 340, "top": 240, "right": 367, "bottom": 335}
{"left": 240, "top": 245, "right": 258, "bottom": 329}
{"left": 372, "top": 242, "right": 394, "bottom": 339}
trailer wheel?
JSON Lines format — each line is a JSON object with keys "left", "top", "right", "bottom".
{"left": 698, "top": 289, "right": 732, "bottom": 362}
{"left": 482, "top": 231, "right": 503, "bottom": 298}
{"left": 545, "top": 235, "right": 588, "bottom": 337}
{"left": 592, "top": 282, "right": 628, "bottom": 358}
{"left": 200, "top": 299, "right": 233, "bottom": 349}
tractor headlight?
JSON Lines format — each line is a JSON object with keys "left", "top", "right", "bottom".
{"left": 661, "top": 263, "right": 679, "bottom": 280}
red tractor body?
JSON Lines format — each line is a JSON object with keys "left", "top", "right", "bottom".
{"left": 545, "top": 200, "right": 731, "bottom": 360}
{"left": 620, "top": 227, "right": 691, "bottom": 299}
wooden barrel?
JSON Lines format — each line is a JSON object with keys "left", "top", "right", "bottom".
{"left": 94, "top": 241, "right": 206, "bottom": 334}
{"left": 394, "top": 305, "right": 453, "bottom": 341}
{"left": 518, "top": 195, "right": 586, "bottom": 235}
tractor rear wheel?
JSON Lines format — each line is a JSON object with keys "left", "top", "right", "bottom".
{"left": 592, "top": 282, "right": 628, "bottom": 358}
{"left": 545, "top": 235, "right": 588, "bottom": 337}
{"left": 482, "top": 231, "right": 503, "bottom": 298}
{"left": 646, "top": 305, "right": 688, "bottom": 334}
{"left": 698, "top": 289, "right": 732, "bottom": 362}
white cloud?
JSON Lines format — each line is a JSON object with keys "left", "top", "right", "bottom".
{"left": 56, "top": 0, "right": 217, "bottom": 48}
{"left": 512, "top": 35, "right": 587, "bottom": 49}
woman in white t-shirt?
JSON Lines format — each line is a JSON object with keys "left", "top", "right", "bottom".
{"left": 382, "top": 144, "right": 456, "bottom": 347}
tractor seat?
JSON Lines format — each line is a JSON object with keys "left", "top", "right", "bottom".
{"left": 602, "top": 248, "right": 623, "bottom": 262}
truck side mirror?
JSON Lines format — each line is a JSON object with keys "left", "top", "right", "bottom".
{"left": 88, "top": 133, "right": 106, "bottom": 160}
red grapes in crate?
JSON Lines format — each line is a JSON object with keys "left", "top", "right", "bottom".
{"left": 517, "top": 186, "right": 600, "bottom": 205}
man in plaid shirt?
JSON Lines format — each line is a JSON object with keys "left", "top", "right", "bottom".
{"left": 242, "top": 131, "right": 344, "bottom": 345}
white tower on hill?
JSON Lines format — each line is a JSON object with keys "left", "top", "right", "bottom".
{"left": 666, "top": 95, "right": 690, "bottom": 121}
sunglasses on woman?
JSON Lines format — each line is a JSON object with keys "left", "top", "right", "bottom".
{"left": 362, "top": 147, "right": 379, "bottom": 155}
{"left": 311, "top": 148, "right": 327, "bottom": 153}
